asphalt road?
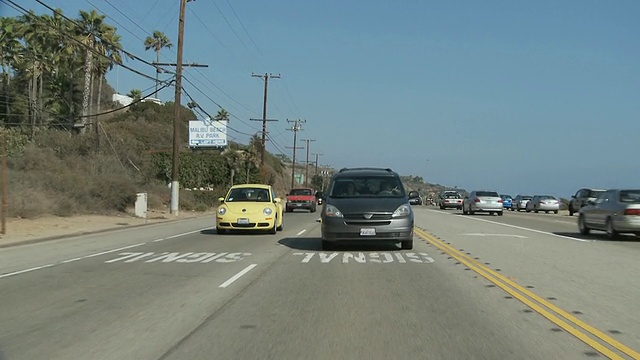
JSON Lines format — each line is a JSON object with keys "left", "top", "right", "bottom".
{"left": 1, "top": 207, "right": 639, "bottom": 359}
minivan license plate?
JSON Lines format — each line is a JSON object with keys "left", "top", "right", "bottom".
{"left": 360, "top": 228, "right": 376, "bottom": 236}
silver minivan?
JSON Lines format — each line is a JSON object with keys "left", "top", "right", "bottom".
{"left": 462, "top": 190, "right": 504, "bottom": 216}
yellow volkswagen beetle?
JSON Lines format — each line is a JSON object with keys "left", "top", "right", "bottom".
{"left": 216, "top": 184, "right": 284, "bottom": 234}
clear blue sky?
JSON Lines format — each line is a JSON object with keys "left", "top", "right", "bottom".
{"left": 3, "top": 0, "right": 639, "bottom": 198}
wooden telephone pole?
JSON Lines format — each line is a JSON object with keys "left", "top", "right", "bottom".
{"left": 286, "top": 119, "right": 305, "bottom": 190}
{"left": 250, "top": 73, "right": 280, "bottom": 168}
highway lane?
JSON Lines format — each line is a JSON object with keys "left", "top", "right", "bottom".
{"left": 420, "top": 206, "right": 640, "bottom": 357}
{"left": 1, "top": 208, "right": 639, "bottom": 359}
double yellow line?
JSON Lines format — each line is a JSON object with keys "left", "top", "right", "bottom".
{"left": 414, "top": 227, "right": 640, "bottom": 360}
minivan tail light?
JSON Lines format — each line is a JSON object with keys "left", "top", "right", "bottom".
{"left": 624, "top": 209, "right": 640, "bottom": 216}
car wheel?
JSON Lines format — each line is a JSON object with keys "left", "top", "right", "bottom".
{"left": 269, "top": 220, "right": 277, "bottom": 234}
{"left": 554, "top": 210, "right": 558, "bottom": 214}
{"left": 534, "top": 210, "right": 539, "bottom": 213}
{"left": 401, "top": 239, "right": 413, "bottom": 250}
{"left": 568, "top": 205, "right": 574, "bottom": 216}
{"left": 498, "top": 211, "right": 503, "bottom": 216}
{"left": 606, "top": 218, "right": 619, "bottom": 239}
{"left": 578, "top": 215, "right": 590, "bottom": 235}
{"left": 310, "top": 206, "right": 317, "bottom": 213}
{"left": 545, "top": 211, "right": 549, "bottom": 214}
{"left": 276, "top": 219, "right": 283, "bottom": 231}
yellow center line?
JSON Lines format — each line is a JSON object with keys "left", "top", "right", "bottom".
{"left": 414, "top": 227, "right": 638, "bottom": 360}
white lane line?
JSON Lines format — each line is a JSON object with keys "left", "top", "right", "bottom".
{"left": 219, "top": 264, "right": 257, "bottom": 288}
{"left": 82, "top": 242, "right": 147, "bottom": 258}
{"left": 152, "top": 227, "right": 211, "bottom": 242}
{"left": 296, "top": 229, "right": 307, "bottom": 236}
{"left": 61, "top": 257, "right": 82, "bottom": 264}
{"left": 0, "top": 264, "right": 55, "bottom": 279}
{"left": 459, "top": 216, "right": 593, "bottom": 243}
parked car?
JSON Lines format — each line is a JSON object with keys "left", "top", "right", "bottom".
{"left": 569, "top": 188, "right": 606, "bottom": 216}
{"left": 440, "top": 192, "right": 463, "bottom": 210}
{"left": 512, "top": 195, "right": 532, "bottom": 211}
{"left": 500, "top": 194, "right": 513, "bottom": 210}
{"left": 462, "top": 190, "right": 503, "bottom": 216}
{"left": 578, "top": 189, "right": 640, "bottom": 239}
{"left": 318, "top": 167, "right": 416, "bottom": 250}
{"left": 216, "top": 184, "right": 284, "bottom": 234}
{"left": 525, "top": 195, "right": 560, "bottom": 213}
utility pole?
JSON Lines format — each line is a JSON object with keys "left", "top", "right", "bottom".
{"left": 1, "top": 132, "right": 6, "bottom": 235}
{"left": 312, "top": 152, "right": 323, "bottom": 176}
{"left": 170, "top": 0, "right": 189, "bottom": 215}
{"left": 286, "top": 119, "right": 305, "bottom": 190}
{"left": 250, "top": 73, "right": 280, "bottom": 167}
{"left": 302, "top": 139, "right": 315, "bottom": 187}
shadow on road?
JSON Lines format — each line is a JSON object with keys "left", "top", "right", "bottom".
{"left": 278, "top": 237, "right": 401, "bottom": 252}
{"left": 200, "top": 228, "right": 274, "bottom": 236}
{"left": 553, "top": 232, "right": 640, "bottom": 242}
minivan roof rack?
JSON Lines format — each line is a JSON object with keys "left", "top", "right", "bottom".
{"left": 338, "top": 167, "right": 393, "bottom": 173}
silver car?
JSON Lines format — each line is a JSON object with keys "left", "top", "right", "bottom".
{"left": 462, "top": 191, "right": 503, "bottom": 216}
{"left": 569, "top": 188, "right": 606, "bottom": 216}
{"left": 525, "top": 195, "right": 560, "bottom": 214}
{"left": 512, "top": 195, "right": 532, "bottom": 211}
{"left": 578, "top": 189, "right": 640, "bottom": 239}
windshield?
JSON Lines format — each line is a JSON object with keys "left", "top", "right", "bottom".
{"left": 330, "top": 176, "right": 405, "bottom": 198}
{"left": 588, "top": 190, "right": 605, "bottom": 197}
{"left": 289, "top": 189, "right": 312, "bottom": 196}
{"left": 226, "top": 188, "right": 271, "bottom": 202}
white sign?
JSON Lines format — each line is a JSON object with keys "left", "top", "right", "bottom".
{"left": 105, "top": 252, "right": 251, "bottom": 263}
{"left": 188, "top": 119, "right": 228, "bottom": 147}
{"left": 292, "top": 252, "right": 434, "bottom": 264}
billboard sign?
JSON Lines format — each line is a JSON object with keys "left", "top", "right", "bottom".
{"left": 188, "top": 119, "right": 228, "bottom": 148}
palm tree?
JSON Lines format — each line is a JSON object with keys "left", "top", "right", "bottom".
{"left": 0, "top": 17, "right": 23, "bottom": 124}
{"left": 127, "top": 89, "right": 142, "bottom": 101}
{"left": 144, "top": 30, "right": 172, "bottom": 95}
{"left": 75, "top": 10, "right": 119, "bottom": 132}
{"left": 213, "top": 108, "right": 229, "bottom": 122}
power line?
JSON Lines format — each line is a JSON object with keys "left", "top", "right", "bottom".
{"left": 224, "top": 0, "right": 263, "bottom": 57}
{"left": 209, "top": 0, "right": 258, "bottom": 61}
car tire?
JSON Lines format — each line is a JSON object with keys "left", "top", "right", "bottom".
{"left": 568, "top": 205, "right": 574, "bottom": 216}
{"left": 498, "top": 211, "right": 503, "bottom": 216}
{"left": 554, "top": 210, "right": 558, "bottom": 214}
{"left": 310, "top": 206, "right": 317, "bottom": 213}
{"left": 606, "top": 218, "right": 619, "bottom": 239}
{"left": 269, "top": 220, "right": 277, "bottom": 234}
{"left": 401, "top": 240, "right": 413, "bottom": 250}
{"left": 578, "top": 215, "right": 590, "bottom": 235}
{"left": 277, "top": 219, "right": 283, "bottom": 231}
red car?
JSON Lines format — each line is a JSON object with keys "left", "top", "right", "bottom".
{"left": 285, "top": 187, "right": 318, "bottom": 212}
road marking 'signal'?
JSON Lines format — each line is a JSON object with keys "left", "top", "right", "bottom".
{"left": 105, "top": 252, "right": 252, "bottom": 264}
{"left": 219, "top": 264, "right": 257, "bottom": 288}
{"left": 0, "top": 228, "right": 210, "bottom": 280}
{"left": 415, "top": 227, "right": 639, "bottom": 360}
{"left": 293, "top": 252, "right": 434, "bottom": 264}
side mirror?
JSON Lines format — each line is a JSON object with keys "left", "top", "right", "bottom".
{"left": 218, "top": 197, "right": 225, "bottom": 203}
{"left": 571, "top": 195, "right": 576, "bottom": 198}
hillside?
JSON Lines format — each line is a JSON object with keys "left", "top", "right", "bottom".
{"left": 4, "top": 101, "right": 294, "bottom": 218}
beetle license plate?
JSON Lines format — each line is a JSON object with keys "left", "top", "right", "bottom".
{"left": 360, "top": 228, "right": 376, "bottom": 236}
{"left": 237, "top": 218, "right": 249, "bottom": 224}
